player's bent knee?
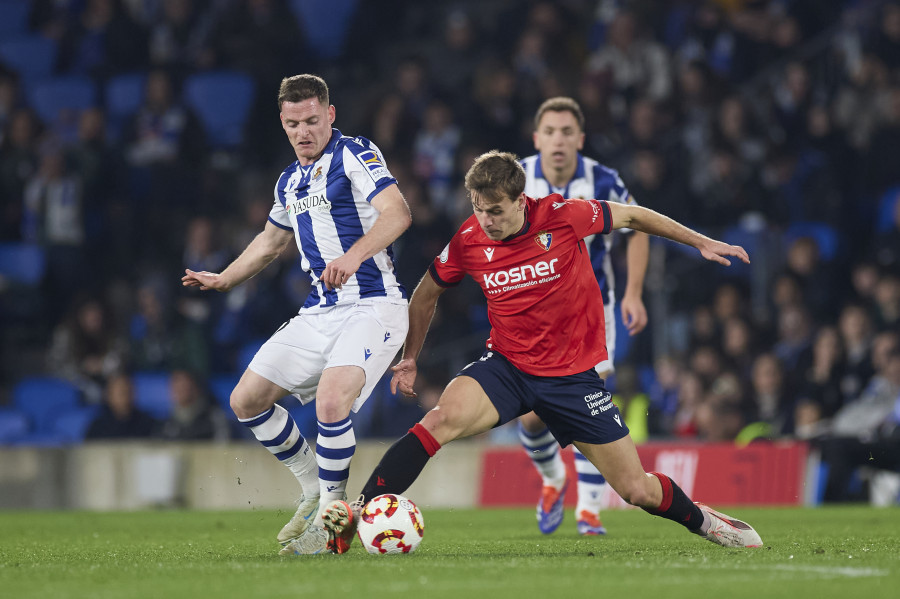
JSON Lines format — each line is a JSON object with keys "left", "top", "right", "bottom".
{"left": 421, "top": 406, "right": 465, "bottom": 444}
{"left": 229, "top": 389, "right": 251, "bottom": 419}
{"left": 230, "top": 385, "right": 271, "bottom": 420}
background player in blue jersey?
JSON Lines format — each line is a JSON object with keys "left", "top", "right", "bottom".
{"left": 519, "top": 97, "right": 649, "bottom": 535}
{"left": 182, "top": 74, "right": 411, "bottom": 555}
{"left": 316, "top": 151, "right": 762, "bottom": 553}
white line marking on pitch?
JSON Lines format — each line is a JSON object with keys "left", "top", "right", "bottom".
{"left": 639, "top": 561, "right": 889, "bottom": 579}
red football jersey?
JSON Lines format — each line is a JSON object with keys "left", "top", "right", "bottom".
{"left": 429, "top": 194, "right": 613, "bottom": 376}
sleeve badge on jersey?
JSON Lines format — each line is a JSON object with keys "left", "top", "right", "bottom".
{"left": 358, "top": 149, "right": 389, "bottom": 180}
{"left": 535, "top": 231, "right": 553, "bottom": 251}
{"left": 439, "top": 243, "right": 450, "bottom": 263}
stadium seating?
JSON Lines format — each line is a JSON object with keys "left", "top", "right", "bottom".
{"left": 209, "top": 373, "right": 239, "bottom": 415}
{"left": 281, "top": 396, "right": 318, "bottom": 439}
{"left": 0, "top": 1, "right": 30, "bottom": 37}
{"left": 876, "top": 186, "right": 900, "bottom": 233}
{"left": 721, "top": 225, "right": 767, "bottom": 279}
{"left": 132, "top": 372, "right": 173, "bottom": 420}
{"left": 0, "top": 408, "right": 29, "bottom": 444}
{"left": 183, "top": 71, "right": 255, "bottom": 148}
{"left": 53, "top": 405, "right": 100, "bottom": 443}
{"left": 28, "top": 75, "right": 97, "bottom": 126}
{"left": 638, "top": 364, "right": 658, "bottom": 393}
{"left": 0, "top": 35, "right": 57, "bottom": 85}
{"left": 104, "top": 72, "right": 147, "bottom": 141}
{"left": 288, "top": 0, "right": 358, "bottom": 59}
{"left": 12, "top": 377, "right": 82, "bottom": 435}
{"left": 0, "top": 243, "right": 46, "bottom": 286}
{"left": 783, "top": 222, "right": 841, "bottom": 262}
{"left": 237, "top": 339, "right": 265, "bottom": 372}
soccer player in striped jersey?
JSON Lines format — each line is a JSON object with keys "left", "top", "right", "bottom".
{"left": 182, "top": 74, "right": 411, "bottom": 555}
{"left": 518, "top": 97, "right": 649, "bottom": 536}
{"left": 319, "top": 150, "right": 762, "bottom": 552}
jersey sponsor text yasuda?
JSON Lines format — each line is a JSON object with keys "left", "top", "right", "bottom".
{"left": 286, "top": 193, "right": 331, "bottom": 216}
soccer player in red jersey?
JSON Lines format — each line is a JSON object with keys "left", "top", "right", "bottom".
{"left": 318, "top": 150, "right": 763, "bottom": 552}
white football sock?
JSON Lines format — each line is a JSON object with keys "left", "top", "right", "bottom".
{"left": 574, "top": 446, "right": 606, "bottom": 515}
{"left": 316, "top": 415, "right": 356, "bottom": 518}
{"left": 518, "top": 422, "right": 566, "bottom": 488}
{"left": 239, "top": 404, "right": 318, "bottom": 497}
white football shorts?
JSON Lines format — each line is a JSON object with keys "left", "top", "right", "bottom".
{"left": 248, "top": 299, "right": 408, "bottom": 412}
{"left": 593, "top": 301, "right": 616, "bottom": 376}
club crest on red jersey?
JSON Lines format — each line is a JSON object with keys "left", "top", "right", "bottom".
{"left": 535, "top": 231, "right": 552, "bottom": 251}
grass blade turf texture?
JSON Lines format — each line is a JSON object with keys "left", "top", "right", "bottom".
{"left": 0, "top": 506, "right": 897, "bottom": 599}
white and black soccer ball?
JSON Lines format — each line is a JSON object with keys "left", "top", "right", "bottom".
{"left": 356, "top": 493, "right": 425, "bottom": 554}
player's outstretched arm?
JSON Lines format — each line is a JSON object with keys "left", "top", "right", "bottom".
{"left": 606, "top": 202, "right": 750, "bottom": 267}
{"left": 390, "top": 273, "right": 446, "bottom": 397}
{"left": 181, "top": 221, "right": 293, "bottom": 292}
{"left": 321, "top": 184, "right": 412, "bottom": 290}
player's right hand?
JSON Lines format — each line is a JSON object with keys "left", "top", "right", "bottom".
{"left": 390, "top": 358, "right": 418, "bottom": 398}
{"left": 698, "top": 240, "right": 750, "bottom": 267}
{"left": 182, "top": 269, "right": 230, "bottom": 292}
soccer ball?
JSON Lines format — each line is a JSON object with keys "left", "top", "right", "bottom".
{"left": 356, "top": 493, "right": 425, "bottom": 554}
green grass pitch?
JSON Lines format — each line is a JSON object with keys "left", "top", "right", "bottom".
{"left": 1, "top": 506, "right": 898, "bottom": 599}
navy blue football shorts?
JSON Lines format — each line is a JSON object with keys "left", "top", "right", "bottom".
{"left": 456, "top": 350, "right": 629, "bottom": 447}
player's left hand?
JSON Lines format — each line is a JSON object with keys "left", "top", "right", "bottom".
{"left": 620, "top": 294, "right": 648, "bottom": 336}
{"left": 390, "top": 358, "right": 418, "bottom": 398}
{"left": 321, "top": 254, "right": 363, "bottom": 290}
{"left": 698, "top": 240, "right": 750, "bottom": 267}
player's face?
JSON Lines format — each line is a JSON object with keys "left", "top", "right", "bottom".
{"left": 533, "top": 110, "right": 584, "bottom": 173}
{"left": 471, "top": 193, "right": 526, "bottom": 240}
{"left": 280, "top": 98, "right": 336, "bottom": 165}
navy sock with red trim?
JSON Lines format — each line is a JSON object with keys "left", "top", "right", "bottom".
{"left": 642, "top": 472, "right": 705, "bottom": 531}
{"left": 359, "top": 423, "right": 441, "bottom": 502}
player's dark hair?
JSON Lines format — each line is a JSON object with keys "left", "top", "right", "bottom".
{"left": 278, "top": 74, "right": 329, "bottom": 110}
{"left": 464, "top": 150, "right": 526, "bottom": 204}
{"left": 534, "top": 96, "right": 585, "bottom": 131}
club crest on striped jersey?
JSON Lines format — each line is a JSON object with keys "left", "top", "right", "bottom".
{"left": 313, "top": 166, "right": 323, "bottom": 180}
{"left": 535, "top": 231, "right": 552, "bottom": 251}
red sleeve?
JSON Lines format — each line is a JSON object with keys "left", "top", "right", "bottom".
{"left": 429, "top": 234, "right": 466, "bottom": 287}
{"left": 564, "top": 198, "right": 613, "bottom": 239}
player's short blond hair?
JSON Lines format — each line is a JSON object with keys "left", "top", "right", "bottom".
{"left": 278, "top": 74, "right": 329, "bottom": 110}
{"left": 464, "top": 150, "right": 526, "bottom": 204}
{"left": 534, "top": 97, "right": 585, "bottom": 131}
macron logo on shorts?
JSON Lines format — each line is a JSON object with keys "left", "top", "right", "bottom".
{"left": 364, "top": 348, "right": 372, "bottom": 360}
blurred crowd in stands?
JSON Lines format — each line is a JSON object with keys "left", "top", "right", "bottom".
{"left": 1, "top": 0, "right": 900, "bottom": 499}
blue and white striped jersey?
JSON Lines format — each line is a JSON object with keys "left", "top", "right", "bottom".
{"left": 269, "top": 128, "right": 407, "bottom": 312}
{"left": 521, "top": 152, "right": 637, "bottom": 304}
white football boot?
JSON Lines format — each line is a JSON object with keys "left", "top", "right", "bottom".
{"left": 696, "top": 503, "right": 763, "bottom": 548}
{"left": 279, "top": 524, "right": 329, "bottom": 556}
{"left": 276, "top": 493, "right": 320, "bottom": 546}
